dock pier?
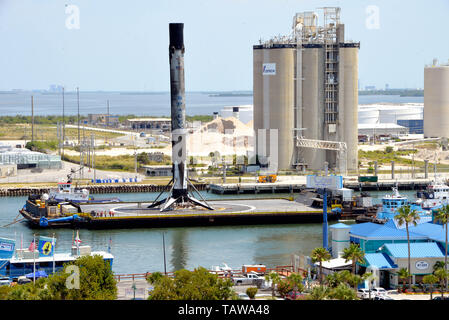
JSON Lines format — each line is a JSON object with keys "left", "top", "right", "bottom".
{"left": 0, "top": 183, "right": 207, "bottom": 197}
{"left": 209, "top": 178, "right": 438, "bottom": 195}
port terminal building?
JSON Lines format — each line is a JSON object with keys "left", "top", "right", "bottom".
{"left": 332, "top": 219, "right": 449, "bottom": 289}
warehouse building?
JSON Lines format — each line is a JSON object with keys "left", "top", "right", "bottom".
{"left": 126, "top": 118, "right": 171, "bottom": 131}
{"left": 253, "top": 7, "right": 359, "bottom": 173}
{"left": 0, "top": 147, "right": 62, "bottom": 169}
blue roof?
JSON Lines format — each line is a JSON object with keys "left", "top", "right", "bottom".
{"left": 330, "top": 223, "right": 351, "bottom": 229}
{"left": 350, "top": 222, "right": 426, "bottom": 240}
{"left": 409, "top": 222, "right": 445, "bottom": 242}
{"left": 364, "top": 253, "right": 397, "bottom": 269}
{"left": 384, "top": 242, "right": 444, "bottom": 258}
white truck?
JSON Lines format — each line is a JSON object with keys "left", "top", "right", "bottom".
{"left": 232, "top": 272, "right": 265, "bottom": 285}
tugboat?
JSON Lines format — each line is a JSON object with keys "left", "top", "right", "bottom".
{"left": 356, "top": 187, "right": 432, "bottom": 224}
{"left": 49, "top": 182, "right": 120, "bottom": 204}
{"left": 47, "top": 168, "right": 121, "bottom": 204}
{"left": 416, "top": 180, "right": 449, "bottom": 210}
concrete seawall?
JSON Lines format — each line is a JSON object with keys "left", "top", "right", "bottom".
{"left": 0, "top": 184, "right": 208, "bottom": 197}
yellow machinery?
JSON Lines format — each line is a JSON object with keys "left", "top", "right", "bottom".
{"left": 258, "top": 174, "right": 277, "bottom": 183}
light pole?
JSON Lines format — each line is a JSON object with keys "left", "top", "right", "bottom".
{"left": 162, "top": 232, "right": 167, "bottom": 275}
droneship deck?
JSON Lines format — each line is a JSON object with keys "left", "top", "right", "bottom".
{"left": 21, "top": 198, "right": 340, "bottom": 229}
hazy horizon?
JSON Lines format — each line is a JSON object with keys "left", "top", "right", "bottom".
{"left": 1, "top": 0, "right": 448, "bottom": 92}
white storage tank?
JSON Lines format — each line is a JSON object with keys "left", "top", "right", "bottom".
{"left": 330, "top": 223, "right": 351, "bottom": 258}
{"left": 424, "top": 61, "right": 449, "bottom": 138}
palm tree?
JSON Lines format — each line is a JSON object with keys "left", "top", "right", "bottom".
{"left": 435, "top": 204, "right": 449, "bottom": 292}
{"left": 423, "top": 274, "right": 438, "bottom": 300}
{"left": 308, "top": 285, "right": 329, "bottom": 300}
{"left": 287, "top": 273, "right": 304, "bottom": 300}
{"left": 395, "top": 205, "right": 420, "bottom": 289}
{"left": 434, "top": 261, "right": 445, "bottom": 272}
{"left": 311, "top": 247, "right": 331, "bottom": 284}
{"left": 342, "top": 243, "right": 365, "bottom": 275}
{"left": 397, "top": 268, "right": 411, "bottom": 293}
{"left": 264, "top": 272, "right": 281, "bottom": 299}
{"left": 434, "top": 268, "right": 448, "bottom": 298}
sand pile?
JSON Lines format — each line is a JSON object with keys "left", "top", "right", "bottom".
{"left": 187, "top": 117, "right": 254, "bottom": 157}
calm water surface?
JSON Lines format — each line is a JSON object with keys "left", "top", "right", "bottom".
{"left": 0, "top": 190, "right": 418, "bottom": 274}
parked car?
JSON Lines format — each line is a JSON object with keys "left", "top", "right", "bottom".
{"left": 17, "top": 276, "right": 32, "bottom": 285}
{"left": 373, "top": 295, "right": 394, "bottom": 300}
{"left": 357, "top": 288, "right": 371, "bottom": 299}
{"left": 0, "top": 277, "right": 11, "bottom": 286}
{"left": 238, "top": 293, "right": 250, "bottom": 300}
{"left": 232, "top": 272, "right": 265, "bottom": 285}
{"left": 432, "top": 296, "right": 449, "bottom": 300}
{"left": 370, "top": 287, "right": 387, "bottom": 297}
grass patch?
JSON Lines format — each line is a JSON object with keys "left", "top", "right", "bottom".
{"left": 0, "top": 124, "right": 124, "bottom": 141}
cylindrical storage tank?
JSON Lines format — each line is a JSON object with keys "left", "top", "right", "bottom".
{"left": 339, "top": 45, "right": 359, "bottom": 172}
{"left": 253, "top": 45, "right": 295, "bottom": 171}
{"left": 253, "top": 48, "right": 264, "bottom": 164}
{"left": 301, "top": 46, "right": 326, "bottom": 170}
{"left": 329, "top": 223, "right": 351, "bottom": 259}
{"left": 424, "top": 65, "right": 449, "bottom": 138}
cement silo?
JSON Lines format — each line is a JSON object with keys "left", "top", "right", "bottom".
{"left": 301, "top": 45, "right": 326, "bottom": 170}
{"left": 424, "top": 62, "right": 449, "bottom": 138}
{"left": 253, "top": 45, "right": 296, "bottom": 170}
{"left": 338, "top": 45, "right": 359, "bottom": 171}
{"left": 253, "top": 7, "right": 359, "bottom": 173}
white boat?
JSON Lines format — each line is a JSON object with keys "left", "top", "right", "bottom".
{"left": 416, "top": 180, "right": 449, "bottom": 210}
{"left": 210, "top": 263, "right": 233, "bottom": 275}
{"left": 49, "top": 183, "right": 90, "bottom": 203}
{"left": 48, "top": 182, "right": 120, "bottom": 203}
{"left": 0, "top": 234, "right": 113, "bottom": 280}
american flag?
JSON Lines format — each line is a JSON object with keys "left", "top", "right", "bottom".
{"left": 28, "top": 238, "right": 36, "bottom": 251}
{"left": 74, "top": 231, "right": 82, "bottom": 246}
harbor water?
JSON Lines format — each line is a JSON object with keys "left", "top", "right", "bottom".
{"left": 0, "top": 91, "right": 423, "bottom": 116}
{"left": 0, "top": 189, "right": 418, "bottom": 274}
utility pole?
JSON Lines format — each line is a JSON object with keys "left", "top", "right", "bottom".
{"left": 62, "top": 87, "right": 65, "bottom": 159}
{"left": 412, "top": 142, "right": 415, "bottom": 179}
{"left": 222, "top": 157, "right": 226, "bottom": 184}
{"left": 322, "top": 161, "right": 329, "bottom": 250}
{"left": 92, "top": 133, "right": 96, "bottom": 182}
{"left": 31, "top": 95, "right": 34, "bottom": 142}
{"left": 162, "top": 232, "right": 167, "bottom": 275}
{"left": 107, "top": 100, "right": 110, "bottom": 128}
{"left": 77, "top": 87, "right": 80, "bottom": 146}
{"left": 134, "top": 138, "right": 137, "bottom": 179}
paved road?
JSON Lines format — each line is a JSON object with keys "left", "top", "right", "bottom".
{"left": 0, "top": 161, "right": 145, "bottom": 184}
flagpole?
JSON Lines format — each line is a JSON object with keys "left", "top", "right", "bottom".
{"left": 52, "top": 233, "right": 56, "bottom": 274}
{"left": 33, "top": 234, "right": 36, "bottom": 284}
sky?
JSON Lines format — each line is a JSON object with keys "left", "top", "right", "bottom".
{"left": 0, "top": 0, "right": 448, "bottom": 92}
